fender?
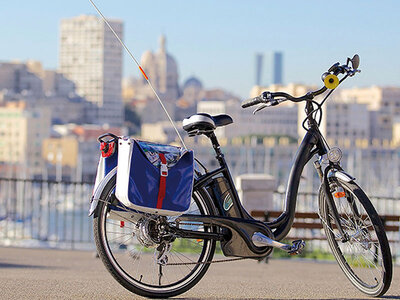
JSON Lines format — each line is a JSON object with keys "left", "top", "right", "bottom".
{"left": 327, "top": 169, "right": 355, "bottom": 183}
{"left": 88, "top": 167, "right": 117, "bottom": 217}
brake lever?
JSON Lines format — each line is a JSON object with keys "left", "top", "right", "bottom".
{"left": 253, "top": 98, "right": 282, "bottom": 114}
{"left": 253, "top": 104, "right": 269, "bottom": 114}
{"left": 328, "top": 62, "right": 340, "bottom": 73}
{"left": 348, "top": 69, "right": 361, "bottom": 77}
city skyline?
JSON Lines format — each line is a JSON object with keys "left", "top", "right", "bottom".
{"left": 1, "top": 1, "right": 399, "bottom": 98}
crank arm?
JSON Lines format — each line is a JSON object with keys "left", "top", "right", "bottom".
{"left": 252, "top": 232, "right": 305, "bottom": 255}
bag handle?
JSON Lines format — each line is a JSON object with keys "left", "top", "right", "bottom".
{"left": 98, "top": 132, "right": 119, "bottom": 143}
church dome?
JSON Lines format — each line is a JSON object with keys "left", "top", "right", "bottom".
{"left": 138, "top": 35, "right": 180, "bottom": 99}
{"left": 154, "top": 35, "right": 178, "bottom": 76}
{"left": 165, "top": 54, "right": 178, "bottom": 75}
{"left": 183, "top": 77, "right": 203, "bottom": 89}
{"left": 141, "top": 50, "right": 154, "bottom": 67}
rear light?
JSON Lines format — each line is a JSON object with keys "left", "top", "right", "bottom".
{"left": 100, "top": 141, "right": 115, "bottom": 157}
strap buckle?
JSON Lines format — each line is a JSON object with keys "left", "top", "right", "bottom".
{"left": 160, "top": 163, "right": 168, "bottom": 177}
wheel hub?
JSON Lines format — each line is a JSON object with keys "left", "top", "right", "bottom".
{"left": 135, "top": 218, "right": 160, "bottom": 248}
{"left": 348, "top": 223, "right": 372, "bottom": 250}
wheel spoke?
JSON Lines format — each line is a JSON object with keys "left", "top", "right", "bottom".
{"left": 94, "top": 187, "right": 215, "bottom": 296}
{"left": 107, "top": 232, "right": 132, "bottom": 243}
{"left": 106, "top": 219, "right": 136, "bottom": 229}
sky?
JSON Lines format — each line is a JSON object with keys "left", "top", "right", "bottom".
{"left": 1, "top": 0, "right": 399, "bottom": 98}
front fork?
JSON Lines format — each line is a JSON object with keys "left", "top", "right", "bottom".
{"left": 314, "top": 159, "right": 350, "bottom": 242}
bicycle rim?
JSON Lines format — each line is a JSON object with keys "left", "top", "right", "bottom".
{"left": 94, "top": 183, "right": 216, "bottom": 298}
{"left": 319, "top": 179, "right": 392, "bottom": 296}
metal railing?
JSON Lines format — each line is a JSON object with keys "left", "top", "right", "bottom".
{"left": 0, "top": 177, "right": 399, "bottom": 260}
{"left": 0, "top": 178, "right": 94, "bottom": 250}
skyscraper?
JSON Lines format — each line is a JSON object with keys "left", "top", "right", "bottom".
{"left": 255, "top": 53, "right": 263, "bottom": 86}
{"left": 272, "top": 52, "right": 283, "bottom": 85}
{"left": 59, "top": 15, "right": 123, "bottom": 126}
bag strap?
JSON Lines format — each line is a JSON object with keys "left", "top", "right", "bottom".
{"left": 156, "top": 153, "right": 168, "bottom": 209}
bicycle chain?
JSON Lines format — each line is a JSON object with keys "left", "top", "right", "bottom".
{"left": 166, "top": 221, "right": 249, "bottom": 266}
{"left": 166, "top": 257, "right": 248, "bottom": 266}
{"left": 94, "top": 205, "right": 251, "bottom": 266}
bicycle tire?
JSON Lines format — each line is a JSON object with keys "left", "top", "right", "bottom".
{"left": 319, "top": 178, "right": 392, "bottom": 297}
{"left": 93, "top": 175, "right": 217, "bottom": 298}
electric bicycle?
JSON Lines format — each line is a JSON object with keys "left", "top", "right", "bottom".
{"left": 90, "top": 55, "right": 392, "bottom": 298}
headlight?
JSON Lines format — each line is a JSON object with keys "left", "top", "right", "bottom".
{"left": 328, "top": 147, "right": 342, "bottom": 163}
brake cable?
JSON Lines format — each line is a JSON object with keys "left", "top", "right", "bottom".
{"left": 301, "top": 73, "right": 350, "bottom": 131}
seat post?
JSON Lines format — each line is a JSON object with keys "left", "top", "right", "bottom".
{"left": 206, "top": 132, "right": 225, "bottom": 166}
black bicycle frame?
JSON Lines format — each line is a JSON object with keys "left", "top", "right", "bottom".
{"left": 178, "top": 102, "right": 337, "bottom": 256}
{"left": 268, "top": 128, "right": 325, "bottom": 240}
{"left": 187, "top": 127, "right": 326, "bottom": 235}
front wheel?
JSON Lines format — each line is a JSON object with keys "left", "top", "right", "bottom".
{"left": 93, "top": 176, "right": 217, "bottom": 298}
{"left": 319, "top": 178, "right": 392, "bottom": 297}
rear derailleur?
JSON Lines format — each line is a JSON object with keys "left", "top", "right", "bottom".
{"left": 155, "top": 241, "right": 172, "bottom": 265}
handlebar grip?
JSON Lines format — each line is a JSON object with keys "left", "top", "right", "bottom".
{"left": 241, "top": 96, "right": 263, "bottom": 108}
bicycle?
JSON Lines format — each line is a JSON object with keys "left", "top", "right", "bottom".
{"left": 89, "top": 54, "right": 392, "bottom": 298}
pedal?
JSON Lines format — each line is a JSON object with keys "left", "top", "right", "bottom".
{"left": 288, "top": 240, "right": 306, "bottom": 255}
{"left": 252, "top": 232, "right": 305, "bottom": 255}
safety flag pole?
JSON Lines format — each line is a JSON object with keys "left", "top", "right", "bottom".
{"left": 88, "top": 0, "right": 187, "bottom": 149}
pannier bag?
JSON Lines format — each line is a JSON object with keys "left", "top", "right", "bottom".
{"left": 114, "top": 137, "right": 194, "bottom": 216}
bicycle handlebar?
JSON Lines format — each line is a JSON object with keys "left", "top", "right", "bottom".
{"left": 241, "top": 87, "right": 327, "bottom": 109}
{"left": 241, "top": 96, "right": 263, "bottom": 108}
{"left": 242, "top": 55, "right": 360, "bottom": 110}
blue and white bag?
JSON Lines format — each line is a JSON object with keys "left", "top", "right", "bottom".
{"left": 95, "top": 136, "right": 194, "bottom": 216}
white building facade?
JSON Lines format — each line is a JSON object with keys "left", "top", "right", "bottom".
{"left": 0, "top": 101, "right": 51, "bottom": 177}
{"left": 59, "top": 15, "right": 124, "bottom": 126}
{"left": 197, "top": 98, "right": 298, "bottom": 140}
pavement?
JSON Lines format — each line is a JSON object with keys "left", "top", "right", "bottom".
{"left": 0, "top": 247, "right": 399, "bottom": 299}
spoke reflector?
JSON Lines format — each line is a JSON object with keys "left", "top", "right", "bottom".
{"left": 334, "top": 191, "right": 346, "bottom": 198}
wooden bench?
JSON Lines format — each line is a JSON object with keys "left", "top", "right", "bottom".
{"left": 251, "top": 210, "right": 400, "bottom": 242}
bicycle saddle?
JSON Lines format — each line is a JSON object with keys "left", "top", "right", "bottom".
{"left": 182, "top": 113, "right": 233, "bottom": 133}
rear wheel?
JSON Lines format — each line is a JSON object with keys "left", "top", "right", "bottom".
{"left": 319, "top": 178, "right": 392, "bottom": 297}
{"left": 93, "top": 176, "right": 217, "bottom": 298}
